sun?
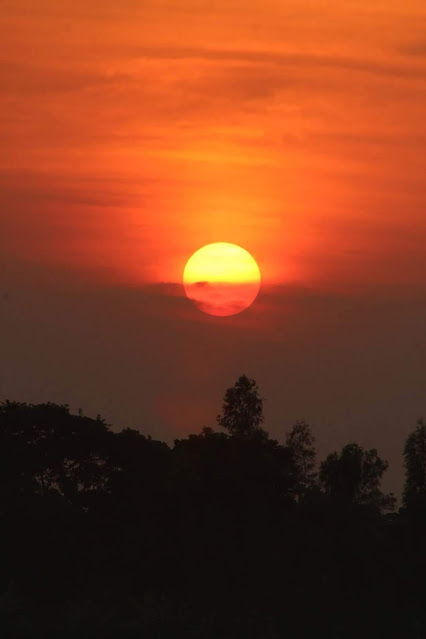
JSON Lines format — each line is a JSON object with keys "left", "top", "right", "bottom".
{"left": 183, "top": 243, "right": 261, "bottom": 316}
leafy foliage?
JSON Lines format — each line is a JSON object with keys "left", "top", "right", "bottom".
{"left": 285, "top": 420, "right": 316, "bottom": 497}
{"left": 216, "top": 375, "right": 266, "bottom": 438}
{"left": 319, "top": 443, "right": 395, "bottom": 512}
{"left": 0, "top": 400, "right": 112, "bottom": 506}
{"left": 403, "top": 418, "right": 426, "bottom": 513}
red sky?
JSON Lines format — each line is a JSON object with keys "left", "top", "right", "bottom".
{"left": 1, "top": 0, "right": 426, "bottom": 495}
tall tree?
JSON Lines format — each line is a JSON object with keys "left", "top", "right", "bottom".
{"left": 403, "top": 418, "right": 426, "bottom": 512}
{"left": 319, "top": 443, "right": 395, "bottom": 513}
{"left": 216, "top": 375, "right": 265, "bottom": 438}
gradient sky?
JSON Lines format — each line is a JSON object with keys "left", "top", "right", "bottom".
{"left": 1, "top": 0, "right": 426, "bottom": 495}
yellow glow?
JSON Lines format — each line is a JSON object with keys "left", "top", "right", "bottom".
{"left": 183, "top": 243, "right": 261, "bottom": 284}
{"left": 183, "top": 243, "right": 261, "bottom": 317}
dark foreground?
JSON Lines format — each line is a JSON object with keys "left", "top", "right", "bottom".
{"left": 2, "top": 378, "right": 426, "bottom": 638}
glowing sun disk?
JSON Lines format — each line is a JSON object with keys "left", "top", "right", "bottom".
{"left": 183, "top": 242, "right": 261, "bottom": 317}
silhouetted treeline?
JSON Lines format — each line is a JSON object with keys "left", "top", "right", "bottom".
{"left": 1, "top": 376, "right": 426, "bottom": 637}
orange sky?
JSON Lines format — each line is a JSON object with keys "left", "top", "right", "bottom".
{"left": 1, "top": 0, "right": 425, "bottom": 291}
{"left": 1, "top": 1, "right": 426, "bottom": 497}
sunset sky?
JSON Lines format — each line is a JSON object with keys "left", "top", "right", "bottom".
{"left": 1, "top": 0, "right": 426, "bottom": 494}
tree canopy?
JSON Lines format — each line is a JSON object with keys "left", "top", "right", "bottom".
{"left": 403, "top": 418, "right": 426, "bottom": 514}
{"left": 0, "top": 387, "right": 425, "bottom": 637}
{"left": 319, "top": 442, "right": 395, "bottom": 513}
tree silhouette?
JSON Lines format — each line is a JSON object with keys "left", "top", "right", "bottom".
{"left": 0, "top": 387, "right": 424, "bottom": 637}
{"left": 216, "top": 374, "right": 266, "bottom": 438}
{"left": 403, "top": 418, "right": 426, "bottom": 514}
{"left": 319, "top": 443, "right": 395, "bottom": 512}
{"left": 286, "top": 420, "right": 316, "bottom": 497}
{"left": 0, "top": 400, "right": 112, "bottom": 506}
